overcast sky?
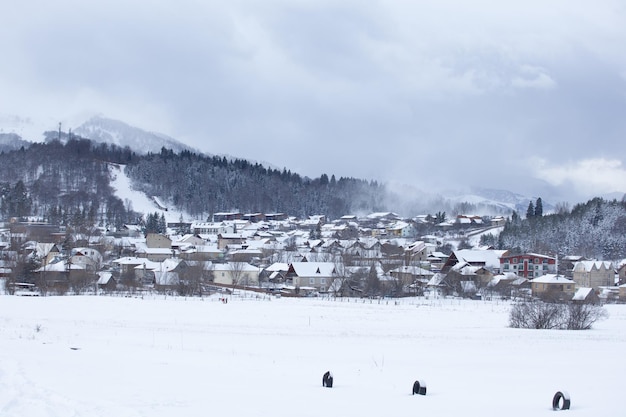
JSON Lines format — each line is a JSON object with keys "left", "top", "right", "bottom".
{"left": 1, "top": 0, "right": 625, "bottom": 203}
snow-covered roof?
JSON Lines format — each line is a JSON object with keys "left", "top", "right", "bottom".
{"left": 211, "top": 262, "right": 259, "bottom": 272}
{"left": 573, "top": 260, "right": 613, "bottom": 272}
{"left": 112, "top": 256, "right": 144, "bottom": 265}
{"left": 454, "top": 249, "right": 507, "bottom": 270}
{"left": 265, "top": 263, "right": 290, "bottom": 272}
{"left": 289, "top": 262, "right": 336, "bottom": 277}
{"left": 572, "top": 287, "right": 594, "bottom": 301}
{"left": 530, "top": 274, "right": 574, "bottom": 284}
{"left": 97, "top": 272, "right": 113, "bottom": 285}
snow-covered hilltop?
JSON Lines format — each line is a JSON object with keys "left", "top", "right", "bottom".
{"left": 74, "top": 115, "right": 198, "bottom": 155}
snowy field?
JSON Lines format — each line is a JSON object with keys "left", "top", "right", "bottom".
{"left": 1, "top": 294, "right": 624, "bottom": 417}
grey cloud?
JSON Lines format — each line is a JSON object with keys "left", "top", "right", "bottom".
{"left": 1, "top": 1, "right": 625, "bottom": 202}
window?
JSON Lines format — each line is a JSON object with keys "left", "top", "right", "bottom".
{"left": 309, "top": 278, "right": 315, "bottom": 285}
{"left": 503, "top": 264, "right": 509, "bottom": 270}
{"left": 534, "top": 258, "right": 539, "bottom": 264}
{"left": 528, "top": 271, "right": 534, "bottom": 277}
{"left": 513, "top": 258, "right": 517, "bottom": 263}
{"left": 321, "top": 278, "right": 326, "bottom": 284}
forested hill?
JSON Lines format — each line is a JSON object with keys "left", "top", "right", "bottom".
{"left": 0, "top": 137, "right": 389, "bottom": 225}
{"left": 125, "top": 148, "right": 387, "bottom": 219}
{"left": 480, "top": 197, "right": 626, "bottom": 260}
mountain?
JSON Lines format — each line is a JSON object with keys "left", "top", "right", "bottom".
{"left": 73, "top": 115, "right": 199, "bottom": 155}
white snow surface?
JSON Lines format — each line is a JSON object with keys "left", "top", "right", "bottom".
{"left": 0, "top": 294, "right": 624, "bottom": 416}
{"left": 109, "top": 163, "right": 192, "bottom": 223}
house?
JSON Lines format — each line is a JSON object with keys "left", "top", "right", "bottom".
{"left": 262, "top": 263, "right": 290, "bottom": 286}
{"left": 146, "top": 233, "right": 172, "bottom": 249}
{"left": 22, "top": 242, "right": 62, "bottom": 266}
{"left": 427, "top": 251, "right": 448, "bottom": 272}
{"left": 619, "top": 284, "right": 626, "bottom": 302}
{"left": 529, "top": 274, "right": 576, "bottom": 300}
{"left": 208, "top": 262, "right": 259, "bottom": 287}
{"left": 286, "top": 262, "right": 336, "bottom": 293}
{"left": 572, "top": 287, "right": 599, "bottom": 304}
{"left": 217, "top": 233, "right": 246, "bottom": 250}
{"left": 442, "top": 249, "right": 508, "bottom": 273}
{"left": 499, "top": 253, "right": 556, "bottom": 279}
{"left": 96, "top": 272, "right": 116, "bottom": 292}
{"left": 212, "top": 212, "right": 242, "bottom": 222}
{"left": 112, "top": 256, "right": 145, "bottom": 275}
{"left": 135, "top": 247, "right": 175, "bottom": 262}
{"left": 485, "top": 273, "right": 522, "bottom": 298}
{"left": 559, "top": 255, "right": 586, "bottom": 277}
{"left": 404, "top": 241, "right": 428, "bottom": 264}
{"left": 456, "top": 215, "right": 483, "bottom": 225}
{"left": 70, "top": 247, "right": 103, "bottom": 271}
{"left": 138, "top": 258, "right": 189, "bottom": 288}
{"left": 265, "top": 213, "right": 288, "bottom": 222}
{"left": 180, "top": 244, "right": 224, "bottom": 261}
{"left": 35, "top": 258, "right": 87, "bottom": 291}
{"left": 386, "top": 221, "right": 416, "bottom": 238}
{"left": 439, "top": 262, "right": 494, "bottom": 297}
{"left": 389, "top": 265, "right": 434, "bottom": 288}
{"left": 242, "top": 213, "right": 266, "bottom": 222}
{"left": 191, "top": 222, "right": 234, "bottom": 235}
{"left": 572, "top": 261, "right": 614, "bottom": 290}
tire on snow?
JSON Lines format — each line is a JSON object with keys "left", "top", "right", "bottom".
{"left": 552, "top": 391, "right": 570, "bottom": 410}
{"left": 322, "top": 371, "right": 333, "bottom": 388}
{"left": 412, "top": 380, "right": 427, "bottom": 395}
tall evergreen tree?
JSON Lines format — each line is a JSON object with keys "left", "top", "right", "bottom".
{"left": 526, "top": 201, "right": 535, "bottom": 219}
{"left": 534, "top": 197, "right": 543, "bottom": 217}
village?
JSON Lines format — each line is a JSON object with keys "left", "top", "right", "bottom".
{"left": 1, "top": 210, "right": 625, "bottom": 303}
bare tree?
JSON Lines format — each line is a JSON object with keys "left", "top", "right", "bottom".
{"left": 565, "top": 302, "right": 609, "bottom": 330}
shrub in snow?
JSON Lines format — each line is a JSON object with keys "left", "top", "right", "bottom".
{"left": 509, "top": 299, "right": 607, "bottom": 330}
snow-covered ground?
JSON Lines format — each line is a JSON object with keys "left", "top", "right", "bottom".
{"left": 109, "top": 163, "right": 198, "bottom": 224}
{"left": 0, "top": 294, "right": 623, "bottom": 416}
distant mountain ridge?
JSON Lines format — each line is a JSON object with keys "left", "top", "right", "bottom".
{"left": 73, "top": 115, "right": 199, "bottom": 155}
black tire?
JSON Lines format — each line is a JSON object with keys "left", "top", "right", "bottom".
{"left": 412, "top": 380, "right": 427, "bottom": 395}
{"left": 552, "top": 391, "right": 570, "bottom": 410}
{"left": 322, "top": 371, "right": 333, "bottom": 388}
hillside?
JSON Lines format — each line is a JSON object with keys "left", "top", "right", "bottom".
{"left": 0, "top": 138, "right": 388, "bottom": 224}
